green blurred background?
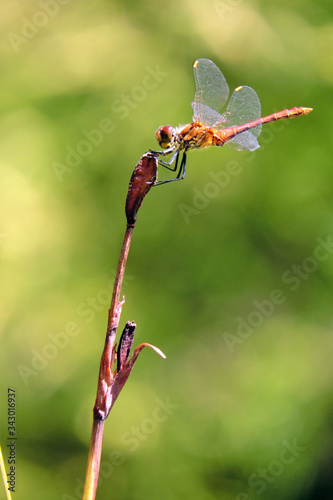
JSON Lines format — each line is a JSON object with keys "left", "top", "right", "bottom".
{"left": 1, "top": 1, "right": 332, "bottom": 499}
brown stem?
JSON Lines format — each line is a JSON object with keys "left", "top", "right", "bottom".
{"left": 107, "top": 225, "right": 134, "bottom": 338}
{"left": 81, "top": 152, "right": 158, "bottom": 500}
{"left": 82, "top": 227, "right": 133, "bottom": 500}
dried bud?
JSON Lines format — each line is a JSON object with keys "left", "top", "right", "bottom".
{"left": 117, "top": 322, "right": 136, "bottom": 372}
{"left": 125, "top": 152, "right": 158, "bottom": 226}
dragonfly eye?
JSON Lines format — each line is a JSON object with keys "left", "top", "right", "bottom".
{"left": 155, "top": 126, "right": 175, "bottom": 149}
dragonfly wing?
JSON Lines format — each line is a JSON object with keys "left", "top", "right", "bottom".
{"left": 191, "top": 102, "right": 227, "bottom": 128}
{"left": 220, "top": 85, "right": 262, "bottom": 151}
{"left": 192, "top": 58, "right": 229, "bottom": 125}
{"left": 226, "top": 131, "right": 260, "bottom": 151}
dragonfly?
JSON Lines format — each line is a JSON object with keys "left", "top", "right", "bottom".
{"left": 154, "top": 58, "right": 312, "bottom": 184}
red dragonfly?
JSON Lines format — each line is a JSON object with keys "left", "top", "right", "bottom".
{"left": 155, "top": 58, "right": 312, "bottom": 183}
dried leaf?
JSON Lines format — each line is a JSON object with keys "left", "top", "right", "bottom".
{"left": 106, "top": 342, "right": 166, "bottom": 417}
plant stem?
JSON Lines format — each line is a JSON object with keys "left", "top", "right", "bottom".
{"left": 82, "top": 225, "right": 133, "bottom": 500}
{"left": 108, "top": 225, "right": 134, "bottom": 336}
{"left": 81, "top": 152, "right": 158, "bottom": 500}
{"left": 82, "top": 420, "right": 104, "bottom": 500}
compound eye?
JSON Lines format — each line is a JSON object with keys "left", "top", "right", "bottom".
{"left": 155, "top": 126, "right": 174, "bottom": 149}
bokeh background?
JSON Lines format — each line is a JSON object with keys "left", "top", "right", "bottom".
{"left": 1, "top": 1, "right": 332, "bottom": 499}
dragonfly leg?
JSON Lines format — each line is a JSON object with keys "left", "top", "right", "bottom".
{"left": 177, "top": 152, "right": 186, "bottom": 179}
{"left": 149, "top": 147, "right": 177, "bottom": 161}
{"left": 154, "top": 152, "right": 187, "bottom": 186}
{"left": 154, "top": 150, "right": 180, "bottom": 171}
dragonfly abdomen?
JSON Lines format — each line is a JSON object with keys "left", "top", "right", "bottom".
{"left": 216, "top": 106, "right": 313, "bottom": 143}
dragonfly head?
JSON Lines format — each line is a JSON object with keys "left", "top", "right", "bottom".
{"left": 155, "top": 125, "right": 175, "bottom": 149}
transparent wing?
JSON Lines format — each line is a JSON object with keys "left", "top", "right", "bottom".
{"left": 192, "top": 58, "right": 229, "bottom": 125}
{"left": 217, "top": 85, "right": 262, "bottom": 151}
{"left": 191, "top": 102, "right": 227, "bottom": 128}
{"left": 227, "top": 130, "right": 260, "bottom": 151}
